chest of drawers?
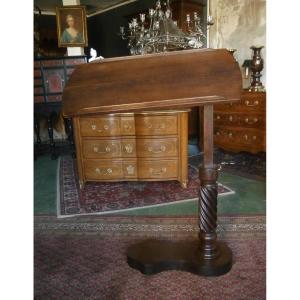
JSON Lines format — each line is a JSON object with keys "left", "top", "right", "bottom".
{"left": 214, "top": 91, "right": 266, "bottom": 154}
{"left": 73, "top": 110, "right": 189, "bottom": 189}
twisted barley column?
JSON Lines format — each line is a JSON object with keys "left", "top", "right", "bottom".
{"left": 198, "top": 167, "right": 219, "bottom": 259}
{"left": 199, "top": 182, "right": 218, "bottom": 233}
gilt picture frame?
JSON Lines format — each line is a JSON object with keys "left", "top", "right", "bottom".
{"left": 56, "top": 5, "right": 88, "bottom": 48}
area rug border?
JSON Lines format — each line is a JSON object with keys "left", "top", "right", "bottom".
{"left": 57, "top": 156, "right": 235, "bottom": 218}
{"left": 35, "top": 214, "right": 266, "bottom": 239}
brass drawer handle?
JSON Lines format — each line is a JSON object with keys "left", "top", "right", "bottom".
{"left": 124, "top": 144, "right": 134, "bottom": 153}
{"left": 123, "top": 123, "right": 132, "bottom": 130}
{"left": 95, "top": 167, "right": 113, "bottom": 175}
{"left": 147, "top": 145, "right": 166, "bottom": 153}
{"left": 229, "top": 115, "right": 233, "bottom": 121}
{"left": 93, "top": 146, "right": 111, "bottom": 153}
{"left": 245, "top": 117, "right": 258, "bottom": 124}
{"left": 216, "top": 115, "right": 221, "bottom": 120}
{"left": 91, "top": 124, "right": 109, "bottom": 132}
{"left": 149, "top": 167, "right": 167, "bottom": 175}
{"left": 245, "top": 100, "right": 259, "bottom": 107}
{"left": 253, "top": 135, "right": 257, "bottom": 140}
{"left": 228, "top": 132, "right": 233, "bottom": 138}
{"left": 244, "top": 134, "right": 248, "bottom": 140}
{"left": 146, "top": 122, "right": 166, "bottom": 130}
{"left": 216, "top": 131, "right": 220, "bottom": 136}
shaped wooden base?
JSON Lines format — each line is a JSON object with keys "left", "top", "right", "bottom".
{"left": 127, "top": 106, "right": 233, "bottom": 277}
{"left": 127, "top": 239, "right": 232, "bottom": 276}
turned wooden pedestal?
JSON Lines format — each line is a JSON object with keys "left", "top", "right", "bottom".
{"left": 127, "top": 105, "right": 232, "bottom": 276}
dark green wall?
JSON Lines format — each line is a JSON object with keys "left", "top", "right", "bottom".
{"left": 87, "top": 0, "right": 154, "bottom": 58}
{"left": 35, "top": 0, "right": 207, "bottom": 58}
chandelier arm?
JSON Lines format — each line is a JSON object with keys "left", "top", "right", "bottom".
{"left": 119, "top": 0, "right": 207, "bottom": 55}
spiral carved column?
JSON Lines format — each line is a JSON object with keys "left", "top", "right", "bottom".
{"left": 199, "top": 167, "right": 219, "bottom": 259}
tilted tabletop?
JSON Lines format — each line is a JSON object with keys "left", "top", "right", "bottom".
{"left": 62, "top": 48, "right": 241, "bottom": 117}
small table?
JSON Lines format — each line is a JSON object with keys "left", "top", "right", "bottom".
{"left": 62, "top": 48, "right": 242, "bottom": 276}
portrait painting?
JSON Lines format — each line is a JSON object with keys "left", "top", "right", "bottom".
{"left": 56, "top": 5, "right": 88, "bottom": 47}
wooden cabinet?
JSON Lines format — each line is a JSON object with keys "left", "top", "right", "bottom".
{"left": 34, "top": 56, "right": 87, "bottom": 159}
{"left": 214, "top": 90, "right": 266, "bottom": 153}
{"left": 73, "top": 110, "right": 189, "bottom": 189}
{"left": 34, "top": 56, "right": 87, "bottom": 104}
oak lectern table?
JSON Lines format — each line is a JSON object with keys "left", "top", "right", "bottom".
{"left": 62, "top": 48, "right": 242, "bottom": 276}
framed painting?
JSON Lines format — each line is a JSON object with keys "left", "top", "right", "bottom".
{"left": 56, "top": 5, "right": 88, "bottom": 47}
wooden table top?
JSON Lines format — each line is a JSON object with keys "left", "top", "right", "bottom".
{"left": 62, "top": 48, "right": 242, "bottom": 117}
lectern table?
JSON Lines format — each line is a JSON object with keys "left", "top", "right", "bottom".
{"left": 62, "top": 48, "right": 242, "bottom": 276}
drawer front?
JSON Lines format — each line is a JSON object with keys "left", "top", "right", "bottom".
{"left": 241, "top": 97, "right": 265, "bottom": 111}
{"left": 82, "top": 139, "right": 136, "bottom": 158}
{"left": 215, "top": 92, "right": 265, "bottom": 113}
{"left": 80, "top": 117, "right": 121, "bottom": 137}
{"left": 138, "top": 160, "right": 178, "bottom": 179}
{"left": 84, "top": 160, "right": 123, "bottom": 180}
{"left": 214, "top": 127, "right": 265, "bottom": 148}
{"left": 214, "top": 113, "right": 265, "bottom": 129}
{"left": 137, "top": 138, "right": 178, "bottom": 158}
{"left": 215, "top": 100, "right": 265, "bottom": 112}
{"left": 82, "top": 139, "right": 121, "bottom": 158}
{"left": 135, "top": 115, "right": 178, "bottom": 135}
{"left": 84, "top": 160, "right": 137, "bottom": 180}
{"left": 84, "top": 160, "right": 138, "bottom": 180}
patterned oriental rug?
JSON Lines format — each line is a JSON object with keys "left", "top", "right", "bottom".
{"left": 189, "top": 148, "right": 266, "bottom": 181}
{"left": 58, "top": 156, "right": 234, "bottom": 217}
{"left": 34, "top": 215, "right": 266, "bottom": 300}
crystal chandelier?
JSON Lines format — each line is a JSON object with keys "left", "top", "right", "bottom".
{"left": 119, "top": 0, "right": 207, "bottom": 55}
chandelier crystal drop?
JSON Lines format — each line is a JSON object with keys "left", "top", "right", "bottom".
{"left": 119, "top": 0, "right": 207, "bottom": 55}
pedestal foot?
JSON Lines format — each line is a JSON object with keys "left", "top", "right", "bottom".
{"left": 79, "top": 180, "right": 85, "bottom": 189}
{"left": 127, "top": 239, "right": 232, "bottom": 276}
{"left": 180, "top": 180, "right": 188, "bottom": 188}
